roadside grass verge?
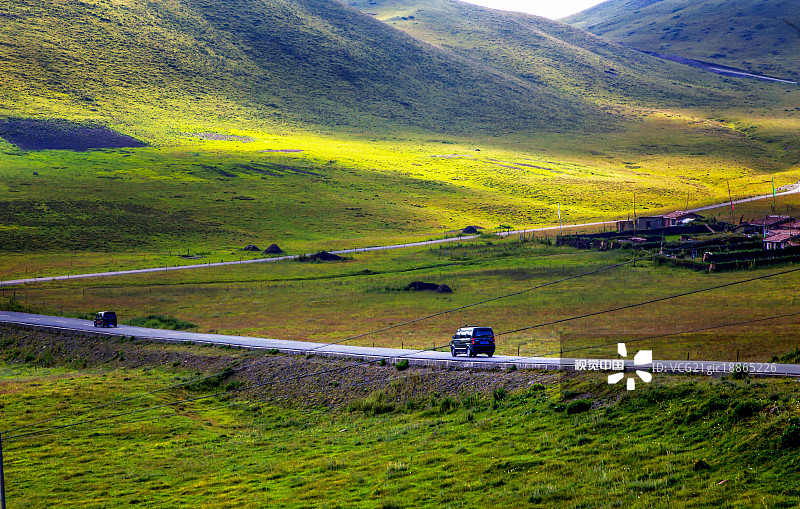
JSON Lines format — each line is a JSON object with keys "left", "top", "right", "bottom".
{"left": 1, "top": 353, "right": 800, "bottom": 508}
{"left": 126, "top": 315, "right": 198, "bottom": 331}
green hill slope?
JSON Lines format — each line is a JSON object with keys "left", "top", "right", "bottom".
{"left": 0, "top": 0, "right": 799, "bottom": 264}
{"left": 348, "top": 0, "right": 750, "bottom": 112}
{"left": 0, "top": 0, "right": 610, "bottom": 136}
{"left": 563, "top": 0, "right": 800, "bottom": 81}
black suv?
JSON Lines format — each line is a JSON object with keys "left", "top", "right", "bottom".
{"left": 450, "top": 326, "right": 495, "bottom": 357}
{"left": 93, "top": 311, "right": 118, "bottom": 328}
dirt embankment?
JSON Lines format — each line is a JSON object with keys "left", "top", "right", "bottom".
{"left": 0, "top": 326, "right": 556, "bottom": 408}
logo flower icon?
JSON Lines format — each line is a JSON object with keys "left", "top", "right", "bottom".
{"left": 608, "top": 343, "right": 652, "bottom": 390}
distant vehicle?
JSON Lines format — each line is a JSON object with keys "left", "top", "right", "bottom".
{"left": 450, "top": 326, "right": 495, "bottom": 357}
{"left": 93, "top": 311, "right": 117, "bottom": 328}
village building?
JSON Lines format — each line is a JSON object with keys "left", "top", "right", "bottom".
{"left": 774, "top": 219, "right": 800, "bottom": 231}
{"left": 634, "top": 216, "right": 664, "bottom": 230}
{"left": 662, "top": 211, "right": 703, "bottom": 227}
{"left": 740, "top": 215, "right": 793, "bottom": 235}
{"left": 763, "top": 231, "right": 800, "bottom": 250}
{"left": 616, "top": 220, "right": 634, "bottom": 232}
{"left": 617, "top": 211, "right": 704, "bottom": 232}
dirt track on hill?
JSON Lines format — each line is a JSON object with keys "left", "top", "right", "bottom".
{"left": 0, "top": 326, "right": 558, "bottom": 408}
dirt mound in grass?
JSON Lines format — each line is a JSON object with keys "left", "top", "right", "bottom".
{"left": 461, "top": 225, "right": 484, "bottom": 234}
{"left": 405, "top": 281, "right": 440, "bottom": 291}
{"left": 405, "top": 281, "right": 453, "bottom": 293}
{"left": 0, "top": 118, "right": 147, "bottom": 151}
{"left": 434, "top": 284, "right": 452, "bottom": 293}
{"left": 301, "top": 251, "right": 342, "bottom": 262}
{"left": 243, "top": 244, "right": 261, "bottom": 251}
{"left": 264, "top": 244, "right": 284, "bottom": 254}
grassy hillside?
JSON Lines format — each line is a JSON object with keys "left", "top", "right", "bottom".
{"left": 349, "top": 0, "right": 752, "bottom": 111}
{"left": 563, "top": 0, "right": 800, "bottom": 81}
{"left": 3, "top": 331, "right": 800, "bottom": 507}
{"left": 0, "top": 0, "right": 798, "bottom": 267}
{"left": 0, "top": 0, "right": 608, "bottom": 136}
{"left": 346, "top": 0, "right": 800, "bottom": 193}
{"left": 1, "top": 127, "right": 799, "bottom": 265}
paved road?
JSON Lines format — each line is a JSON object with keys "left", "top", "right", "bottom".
{"left": 2, "top": 311, "right": 798, "bottom": 377}
{"left": 0, "top": 236, "right": 483, "bottom": 287}
{"left": 1, "top": 188, "right": 798, "bottom": 288}
{"left": 688, "top": 188, "right": 800, "bottom": 214}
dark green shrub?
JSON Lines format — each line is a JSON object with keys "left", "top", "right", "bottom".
{"left": 493, "top": 387, "right": 507, "bottom": 402}
{"left": 779, "top": 418, "right": 800, "bottom": 449}
{"left": 701, "top": 396, "right": 729, "bottom": 414}
{"left": 440, "top": 397, "right": 455, "bottom": 413}
{"left": 37, "top": 350, "right": 55, "bottom": 367}
{"left": 693, "top": 459, "right": 711, "bottom": 471}
{"left": 0, "top": 298, "right": 26, "bottom": 312}
{"left": 348, "top": 390, "right": 395, "bottom": 415}
{"left": 561, "top": 389, "right": 580, "bottom": 399}
{"left": 731, "top": 400, "right": 761, "bottom": 420}
{"left": 731, "top": 364, "right": 749, "bottom": 379}
{"left": 566, "top": 399, "right": 592, "bottom": 415}
{"left": 395, "top": 359, "right": 409, "bottom": 371}
{"left": 460, "top": 393, "right": 482, "bottom": 409}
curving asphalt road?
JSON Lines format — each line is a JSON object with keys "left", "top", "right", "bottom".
{"left": 2, "top": 311, "right": 798, "bottom": 378}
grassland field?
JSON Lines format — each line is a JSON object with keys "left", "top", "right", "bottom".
{"left": 4, "top": 221, "right": 800, "bottom": 364}
{"left": 3, "top": 0, "right": 800, "bottom": 505}
{"left": 2, "top": 111, "right": 800, "bottom": 278}
{"left": 2, "top": 327, "right": 800, "bottom": 508}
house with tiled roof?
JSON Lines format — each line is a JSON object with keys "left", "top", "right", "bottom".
{"left": 775, "top": 219, "right": 800, "bottom": 231}
{"left": 763, "top": 231, "right": 800, "bottom": 250}
{"left": 742, "top": 215, "right": 793, "bottom": 235}
{"left": 662, "top": 211, "right": 703, "bottom": 227}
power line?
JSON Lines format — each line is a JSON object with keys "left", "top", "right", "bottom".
{"left": 2, "top": 252, "right": 642, "bottom": 437}
{"left": 498, "top": 265, "right": 800, "bottom": 336}
{"left": 546, "top": 310, "right": 800, "bottom": 358}
{"left": 10, "top": 252, "right": 794, "bottom": 440}
{"left": 307, "top": 253, "right": 651, "bottom": 350}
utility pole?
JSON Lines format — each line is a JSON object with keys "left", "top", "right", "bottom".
{"left": 727, "top": 180, "right": 735, "bottom": 227}
{"left": 772, "top": 177, "right": 776, "bottom": 212}
{"left": 1, "top": 432, "right": 6, "bottom": 509}
{"left": 558, "top": 203, "right": 562, "bottom": 237}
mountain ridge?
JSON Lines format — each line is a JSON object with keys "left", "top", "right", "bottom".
{"left": 0, "top": 0, "right": 615, "bottom": 137}
{"left": 349, "top": 0, "right": 757, "bottom": 113}
{"left": 563, "top": 0, "right": 800, "bottom": 80}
